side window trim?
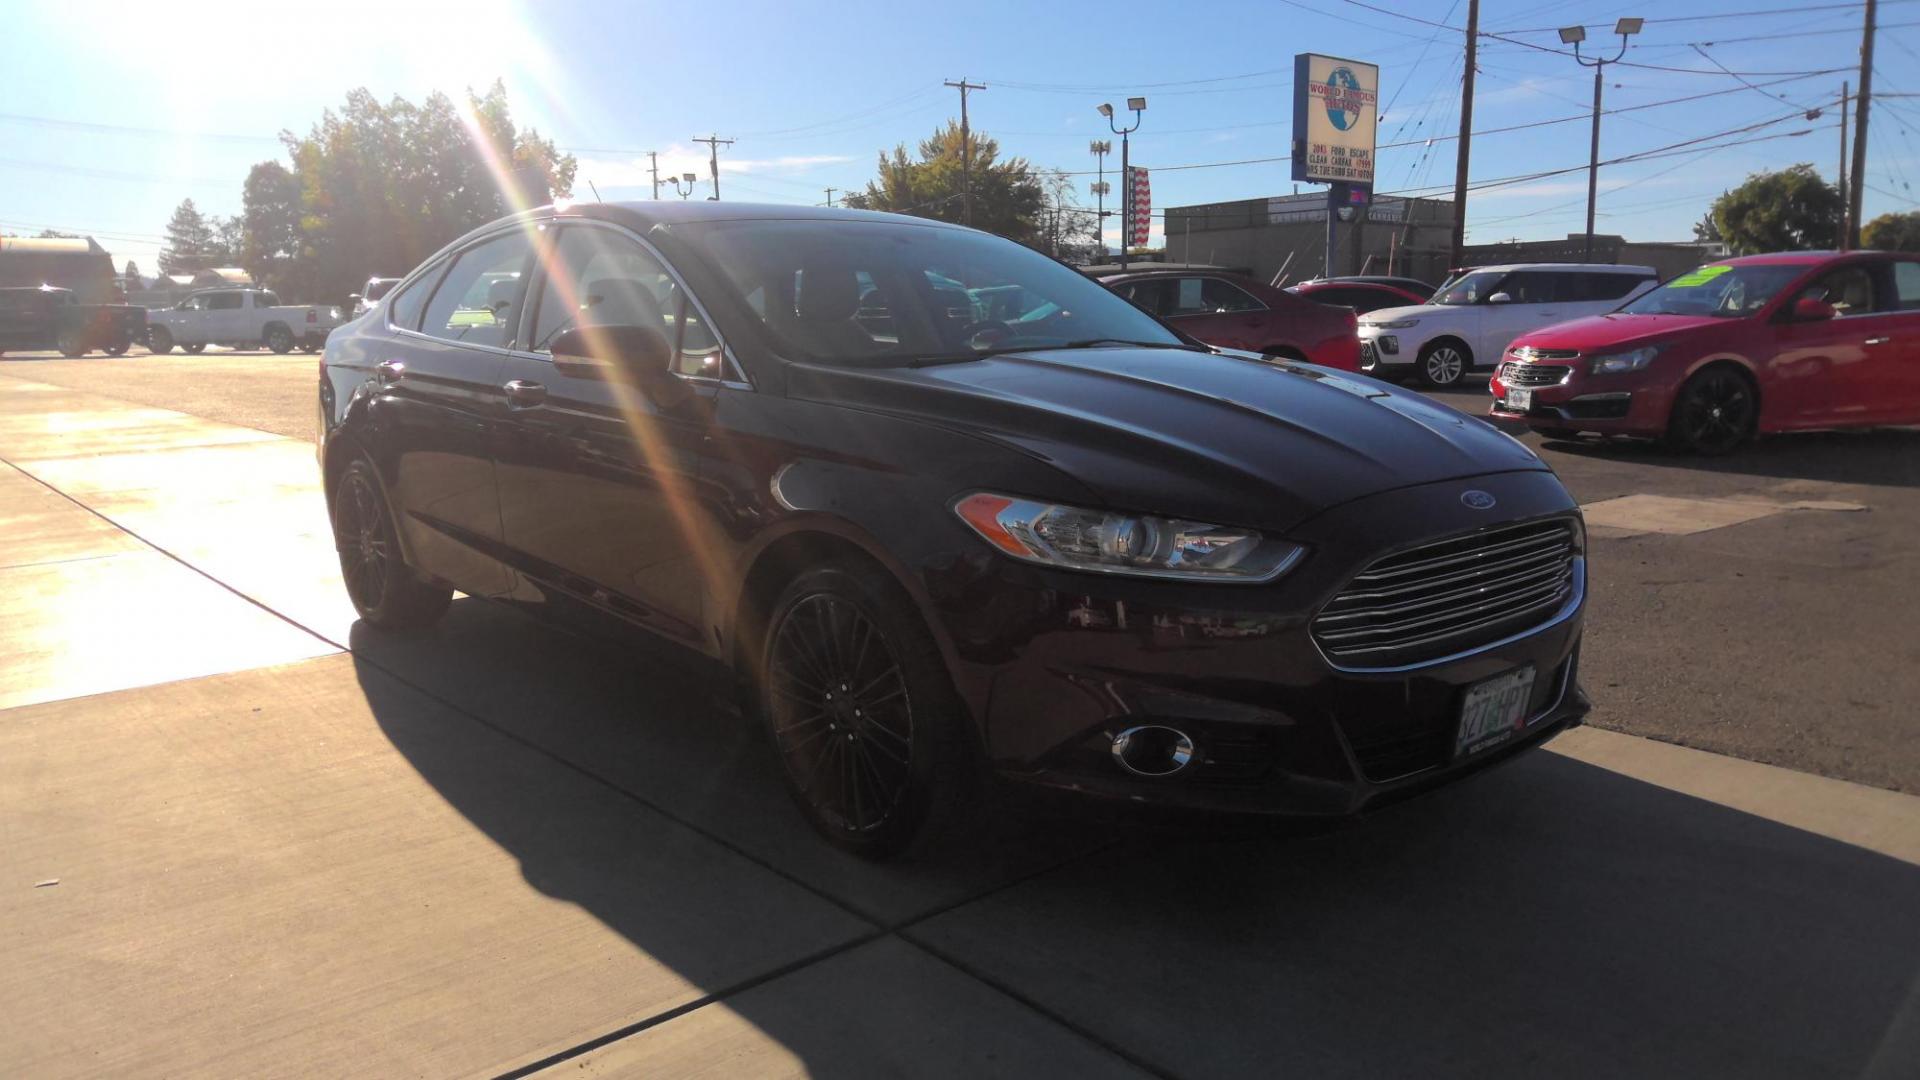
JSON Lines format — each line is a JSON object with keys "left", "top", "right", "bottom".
{"left": 519, "top": 218, "right": 750, "bottom": 387}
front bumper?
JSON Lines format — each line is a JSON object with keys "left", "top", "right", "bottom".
{"left": 930, "top": 470, "right": 1588, "bottom": 817}
{"left": 1487, "top": 358, "right": 1673, "bottom": 434}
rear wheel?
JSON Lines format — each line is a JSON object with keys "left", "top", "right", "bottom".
{"left": 1418, "top": 340, "right": 1470, "bottom": 387}
{"left": 758, "top": 562, "right": 980, "bottom": 860}
{"left": 264, "top": 324, "right": 294, "bottom": 354}
{"left": 299, "top": 342, "right": 320, "bottom": 354}
{"left": 331, "top": 459, "right": 452, "bottom": 629}
{"left": 182, "top": 342, "right": 206, "bottom": 354}
{"left": 1665, "top": 366, "right": 1756, "bottom": 456}
{"left": 104, "top": 340, "right": 131, "bottom": 357}
{"left": 147, "top": 326, "right": 174, "bottom": 354}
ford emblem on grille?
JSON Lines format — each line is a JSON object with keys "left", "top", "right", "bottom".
{"left": 1461, "top": 490, "right": 1497, "bottom": 510}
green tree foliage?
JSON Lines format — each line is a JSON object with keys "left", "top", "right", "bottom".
{"left": 240, "top": 161, "right": 305, "bottom": 291}
{"left": 1707, "top": 164, "right": 1843, "bottom": 255}
{"left": 843, "top": 123, "right": 1049, "bottom": 245}
{"left": 1862, "top": 210, "right": 1920, "bottom": 252}
{"left": 159, "top": 198, "right": 217, "bottom": 274}
{"left": 123, "top": 260, "right": 140, "bottom": 284}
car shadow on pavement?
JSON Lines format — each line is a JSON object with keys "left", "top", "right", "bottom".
{"left": 1542, "top": 427, "right": 1920, "bottom": 489}
{"left": 345, "top": 599, "right": 1920, "bottom": 1077}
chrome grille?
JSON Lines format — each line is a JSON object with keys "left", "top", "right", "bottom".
{"left": 1312, "top": 520, "right": 1579, "bottom": 669}
{"left": 1500, "top": 362, "right": 1573, "bottom": 387}
{"left": 1510, "top": 346, "right": 1579, "bottom": 362}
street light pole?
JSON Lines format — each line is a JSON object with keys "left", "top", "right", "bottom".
{"left": 669, "top": 172, "right": 699, "bottom": 200}
{"left": 1098, "top": 98, "right": 1147, "bottom": 271}
{"left": 1090, "top": 140, "right": 1112, "bottom": 259}
{"left": 1564, "top": 18, "right": 1641, "bottom": 263}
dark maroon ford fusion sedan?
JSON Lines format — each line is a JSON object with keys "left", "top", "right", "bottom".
{"left": 318, "top": 201, "right": 1590, "bottom": 859}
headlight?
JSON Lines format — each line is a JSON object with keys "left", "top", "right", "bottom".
{"left": 954, "top": 493, "right": 1304, "bottom": 582}
{"left": 1365, "top": 318, "right": 1420, "bottom": 330}
{"left": 1588, "top": 345, "right": 1660, "bottom": 374}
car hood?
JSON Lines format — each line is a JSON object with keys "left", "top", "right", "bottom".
{"left": 785, "top": 347, "right": 1546, "bottom": 532}
{"left": 1512, "top": 311, "right": 1730, "bottom": 351}
{"left": 1359, "top": 303, "right": 1457, "bottom": 325}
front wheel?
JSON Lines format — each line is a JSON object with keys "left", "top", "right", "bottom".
{"left": 265, "top": 324, "right": 294, "bottom": 354}
{"left": 331, "top": 459, "right": 452, "bottom": 629}
{"left": 147, "top": 327, "right": 174, "bottom": 354}
{"left": 182, "top": 343, "right": 206, "bottom": 354}
{"left": 1418, "top": 341, "right": 1470, "bottom": 387}
{"left": 57, "top": 329, "right": 87, "bottom": 357}
{"left": 1665, "top": 367, "right": 1756, "bottom": 455}
{"left": 758, "top": 562, "right": 980, "bottom": 860}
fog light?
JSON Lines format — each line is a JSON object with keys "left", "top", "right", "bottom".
{"left": 1379, "top": 335, "right": 1400, "bottom": 354}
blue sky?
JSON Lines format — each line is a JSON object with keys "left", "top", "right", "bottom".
{"left": 6, "top": 0, "right": 1916, "bottom": 274}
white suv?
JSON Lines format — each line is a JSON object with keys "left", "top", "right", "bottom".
{"left": 1356, "top": 263, "right": 1658, "bottom": 386}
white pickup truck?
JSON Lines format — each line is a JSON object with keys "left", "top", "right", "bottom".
{"left": 145, "top": 287, "right": 342, "bottom": 354}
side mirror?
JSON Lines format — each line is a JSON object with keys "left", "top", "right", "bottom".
{"left": 550, "top": 324, "right": 690, "bottom": 407}
{"left": 1486, "top": 291, "right": 1512, "bottom": 304}
{"left": 1791, "top": 297, "right": 1837, "bottom": 321}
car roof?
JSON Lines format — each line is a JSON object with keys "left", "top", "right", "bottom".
{"left": 567, "top": 200, "right": 965, "bottom": 232}
{"left": 1097, "top": 268, "right": 1255, "bottom": 283}
{"left": 1706, "top": 251, "right": 1903, "bottom": 267}
{"left": 1458, "top": 263, "right": 1658, "bottom": 274}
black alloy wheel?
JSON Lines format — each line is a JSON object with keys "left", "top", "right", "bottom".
{"left": 147, "top": 327, "right": 174, "bottom": 354}
{"left": 265, "top": 324, "right": 295, "bottom": 354}
{"left": 1666, "top": 367, "right": 1756, "bottom": 455}
{"left": 331, "top": 459, "right": 451, "bottom": 629}
{"left": 759, "top": 563, "right": 977, "bottom": 859}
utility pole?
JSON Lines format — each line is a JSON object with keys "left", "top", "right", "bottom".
{"left": 945, "top": 79, "right": 986, "bottom": 225}
{"left": 1090, "top": 140, "right": 1112, "bottom": 256}
{"left": 1840, "top": 82, "right": 1851, "bottom": 247}
{"left": 1848, "top": 0, "right": 1876, "bottom": 250}
{"left": 824, "top": 187, "right": 837, "bottom": 207}
{"left": 693, "top": 134, "right": 734, "bottom": 200}
{"left": 1449, "top": 0, "right": 1479, "bottom": 271}
{"left": 648, "top": 151, "right": 662, "bottom": 200}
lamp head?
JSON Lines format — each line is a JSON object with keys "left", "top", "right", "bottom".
{"left": 1097, "top": 103, "right": 1114, "bottom": 118}
{"left": 1558, "top": 24, "right": 1586, "bottom": 44}
{"left": 682, "top": 172, "right": 697, "bottom": 183}
{"left": 1127, "top": 96, "right": 1148, "bottom": 112}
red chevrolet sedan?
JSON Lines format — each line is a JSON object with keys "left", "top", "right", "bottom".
{"left": 1490, "top": 251, "right": 1920, "bottom": 453}
{"left": 1103, "top": 269, "right": 1361, "bottom": 370}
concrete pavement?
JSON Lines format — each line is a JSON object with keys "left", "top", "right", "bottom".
{"left": 3, "top": 367, "right": 1918, "bottom": 1076}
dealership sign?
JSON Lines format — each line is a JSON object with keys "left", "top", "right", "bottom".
{"left": 1292, "top": 53, "right": 1378, "bottom": 185}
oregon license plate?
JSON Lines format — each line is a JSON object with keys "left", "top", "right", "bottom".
{"left": 1455, "top": 666, "right": 1537, "bottom": 758}
{"left": 1506, "top": 386, "right": 1533, "bottom": 412}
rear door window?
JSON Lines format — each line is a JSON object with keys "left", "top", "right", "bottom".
{"left": 1892, "top": 262, "right": 1920, "bottom": 311}
{"left": 1201, "top": 278, "right": 1265, "bottom": 312}
{"left": 385, "top": 267, "right": 440, "bottom": 331}
{"left": 420, "top": 231, "right": 533, "bottom": 349}
{"left": 1581, "top": 273, "right": 1649, "bottom": 301}
{"left": 1496, "top": 272, "right": 1563, "bottom": 304}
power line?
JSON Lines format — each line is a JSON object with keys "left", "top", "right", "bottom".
{"left": 1497, "top": 0, "right": 1919, "bottom": 34}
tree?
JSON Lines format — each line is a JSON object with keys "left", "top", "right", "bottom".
{"left": 842, "top": 122, "right": 1046, "bottom": 245}
{"left": 279, "top": 81, "right": 577, "bottom": 303}
{"left": 123, "top": 260, "right": 141, "bottom": 285}
{"left": 1862, "top": 210, "right": 1920, "bottom": 252}
{"left": 210, "top": 215, "right": 245, "bottom": 266}
{"left": 36, "top": 228, "right": 77, "bottom": 239}
{"left": 1692, "top": 211, "right": 1722, "bottom": 244}
{"left": 1706, "top": 164, "right": 1843, "bottom": 255}
{"left": 159, "top": 199, "right": 217, "bottom": 273}
{"left": 239, "top": 161, "right": 305, "bottom": 290}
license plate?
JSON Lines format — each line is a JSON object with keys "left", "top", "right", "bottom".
{"left": 1506, "top": 387, "right": 1532, "bottom": 412}
{"left": 1455, "top": 666, "right": 1537, "bottom": 758}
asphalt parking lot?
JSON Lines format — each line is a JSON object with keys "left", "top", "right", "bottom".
{"left": 4, "top": 348, "right": 1919, "bottom": 1077}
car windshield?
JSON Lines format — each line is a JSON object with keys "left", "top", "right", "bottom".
{"left": 1618, "top": 264, "right": 1806, "bottom": 317}
{"left": 1432, "top": 270, "right": 1506, "bottom": 306}
{"left": 679, "top": 219, "right": 1187, "bottom": 365}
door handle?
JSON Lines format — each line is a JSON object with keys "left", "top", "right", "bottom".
{"left": 503, "top": 379, "right": 547, "bottom": 407}
{"left": 375, "top": 359, "right": 405, "bottom": 383}
{"left": 1864, "top": 337, "right": 1892, "bottom": 346}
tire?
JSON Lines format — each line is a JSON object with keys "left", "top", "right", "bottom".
{"left": 330, "top": 459, "right": 452, "bottom": 630}
{"left": 757, "top": 561, "right": 981, "bottom": 860}
{"left": 147, "top": 327, "right": 174, "bottom": 354}
{"left": 182, "top": 343, "right": 206, "bottom": 354}
{"left": 104, "top": 340, "right": 131, "bottom": 357}
{"left": 56, "top": 328, "right": 87, "bottom": 357}
{"left": 265, "top": 324, "right": 294, "bottom": 354}
{"left": 1665, "top": 366, "right": 1756, "bottom": 456}
{"left": 299, "top": 343, "right": 320, "bottom": 354}
{"left": 1417, "top": 340, "right": 1470, "bottom": 387}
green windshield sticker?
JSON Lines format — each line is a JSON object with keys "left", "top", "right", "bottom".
{"left": 1670, "top": 265, "right": 1733, "bottom": 287}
